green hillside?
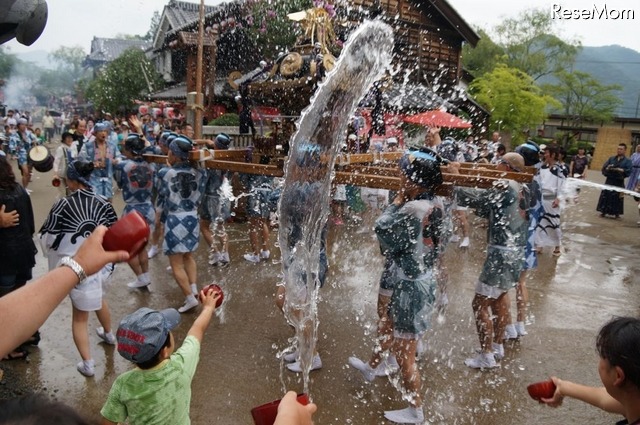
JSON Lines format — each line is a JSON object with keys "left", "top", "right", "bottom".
{"left": 573, "top": 45, "right": 640, "bottom": 118}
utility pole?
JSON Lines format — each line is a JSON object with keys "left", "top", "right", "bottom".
{"left": 194, "top": 0, "right": 205, "bottom": 139}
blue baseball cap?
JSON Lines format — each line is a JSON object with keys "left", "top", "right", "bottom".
{"left": 116, "top": 307, "right": 181, "bottom": 363}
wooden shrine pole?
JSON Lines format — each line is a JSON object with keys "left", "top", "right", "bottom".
{"left": 194, "top": 0, "right": 205, "bottom": 139}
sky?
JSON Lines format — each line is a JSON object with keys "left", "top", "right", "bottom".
{"left": 4, "top": 0, "right": 640, "bottom": 54}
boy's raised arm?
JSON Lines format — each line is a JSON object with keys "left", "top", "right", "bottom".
{"left": 187, "top": 288, "right": 221, "bottom": 342}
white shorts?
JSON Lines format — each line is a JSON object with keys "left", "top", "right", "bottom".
{"left": 361, "top": 188, "right": 388, "bottom": 209}
{"left": 333, "top": 184, "right": 347, "bottom": 201}
{"left": 474, "top": 280, "right": 508, "bottom": 299}
{"left": 69, "top": 266, "right": 111, "bottom": 311}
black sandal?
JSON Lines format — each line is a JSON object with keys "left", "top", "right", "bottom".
{"left": 25, "top": 331, "right": 40, "bottom": 346}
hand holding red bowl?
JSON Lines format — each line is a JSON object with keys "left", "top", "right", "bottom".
{"left": 527, "top": 379, "right": 557, "bottom": 402}
{"left": 202, "top": 283, "right": 224, "bottom": 308}
{"left": 102, "top": 211, "right": 150, "bottom": 257}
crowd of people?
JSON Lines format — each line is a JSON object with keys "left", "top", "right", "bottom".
{"left": 1, "top": 105, "right": 639, "bottom": 424}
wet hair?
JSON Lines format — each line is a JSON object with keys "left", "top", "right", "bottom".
{"left": 545, "top": 144, "right": 559, "bottom": 160}
{"left": 399, "top": 147, "right": 444, "bottom": 192}
{"left": 72, "top": 160, "right": 94, "bottom": 178}
{"left": 125, "top": 133, "right": 145, "bottom": 156}
{"left": 596, "top": 316, "right": 640, "bottom": 389}
{"left": 557, "top": 146, "right": 567, "bottom": 160}
{"left": 0, "top": 393, "right": 91, "bottom": 424}
{"left": 136, "top": 332, "right": 172, "bottom": 370}
{"left": 516, "top": 141, "right": 541, "bottom": 166}
{"left": 0, "top": 156, "right": 18, "bottom": 191}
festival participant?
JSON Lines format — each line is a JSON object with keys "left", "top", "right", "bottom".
{"left": 78, "top": 122, "right": 120, "bottom": 202}
{"left": 147, "top": 132, "right": 176, "bottom": 259}
{"left": 274, "top": 142, "right": 329, "bottom": 373}
{"left": 113, "top": 134, "right": 156, "bottom": 289}
{"left": 540, "top": 316, "right": 640, "bottom": 425}
{"left": 454, "top": 152, "right": 529, "bottom": 369}
{"left": 242, "top": 158, "right": 274, "bottom": 263}
{"left": 349, "top": 148, "right": 447, "bottom": 424}
{"left": 534, "top": 145, "right": 566, "bottom": 256}
{"left": 34, "top": 127, "right": 46, "bottom": 145}
{"left": 625, "top": 144, "right": 640, "bottom": 192}
{"left": 1, "top": 124, "right": 13, "bottom": 156}
{"left": 3, "top": 109, "right": 17, "bottom": 128}
{"left": 570, "top": 147, "right": 590, "bottom": 180}
{"left": 70, "top": 119, "right": 86, "bottom": 153}
{"left": 0, "top": 225, "right": 128, "bottom": 359}
{"left": 490, "top": 143, "right": 506, "bottom": 165}
{"left": 423, "top": 126, "right": 441, "bottom": 148}
{"left": 39, "top": 160, "right": 119, "bottom": 377}
{"left": 157, "top": 135, "right": 205, "bottom": 313}
{"left": 100, "top": 289, "right": 221, "bottom": 425}
{"left": 197, "top": 133, "right": 232, "bottom": 267}
{"left": 42, "top": 111, "right": 55, "bottom": 143}
{"left": 597, "top": 144, "right": 633, "bottom": 218}
{"left": 508, "top": 142, "right": 542, "bottom": 338}
{"left": 437, "top": 138, "right": 470, "bottom": 248}
{"left": 52, "top": 131, "right": 78, "bottom": 196}
{"left": 0, "top": 154, "right": 37, "bottom": 360}
{"left": 9, "top": 118, "right": 37, "bottom": 190}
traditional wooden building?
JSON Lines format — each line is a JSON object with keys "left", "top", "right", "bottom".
{"left": 84, "top": 37, "right": 152, "bottom": 75}
{"left": 147, "top": 0, "right": 487, "bottom": 125}
{"left": 149, "top": 0, "right": 259, "bottom": 107}
{"left": 340, "top": 0, "right": 484, "bottom": 120}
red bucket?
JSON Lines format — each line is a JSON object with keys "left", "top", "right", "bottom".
{"left": 250, "top": 393, "right": 309, "bottom": 425}
{"left": 102, "top": 211, "right": 150, "bottom": 257}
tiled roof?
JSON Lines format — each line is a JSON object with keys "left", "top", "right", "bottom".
{"left": 164, "top": 0, "right": 220, "bottom": 32}
{"left": 87, "top": 38, "right": 151, "bottom": 63}
{"left": 166, "top": 0, "right": 245, "bottom": 36}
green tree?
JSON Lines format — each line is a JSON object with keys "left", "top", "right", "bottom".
{"left": 461, "top": 29, "right": 505, "bottom": 78}
{"left": 44, "top": 46, "right": 88, "bottom": 99}
{"left": 494, "top": 8, "right": 581, "bottom": 80}
{"left": 49, "top": 46, "right": 86, "bottom": 78}
{"left": 0, "top": 46, "right": 19, "bottom": 82}
{"left": 85, "top": 49, "right": 164, "bottom": 114}
{"left": 244, "top": 0, "right": 312, "bottom": 59}
{"left": 144, "top": 11, "right": 161, "bottom": 42}
{"left": 543, "top": 70, "right": 622, "bottom": 125}
{"left": 470, "top": 64, "right": 560, "bottom": 142}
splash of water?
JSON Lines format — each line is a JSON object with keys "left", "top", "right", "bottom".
{"left": 277, "top": 20, "right": 394, "bottom": 395}
{"left": 564, "top": 177, "right": 640, "bottom": 198}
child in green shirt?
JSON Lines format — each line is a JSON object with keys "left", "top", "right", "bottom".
{"left": 101, "top": 289, "right": 221, "bottom": 425}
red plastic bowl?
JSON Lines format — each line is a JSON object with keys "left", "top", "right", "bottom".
{"left": 251, "top": 393, "right": 309, "bottom": 425}
{"left": 202, "top": 283, "right": 224, "bottom": 308}
{"left": 102, "top": 211, "right": 150, "bottom": 257}
{"left": 527, "top": 380, "right": 556, "bottom": 401}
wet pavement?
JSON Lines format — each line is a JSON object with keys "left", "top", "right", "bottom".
{"left": 2, "top": 156, "right": 639, "bottom": 424}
